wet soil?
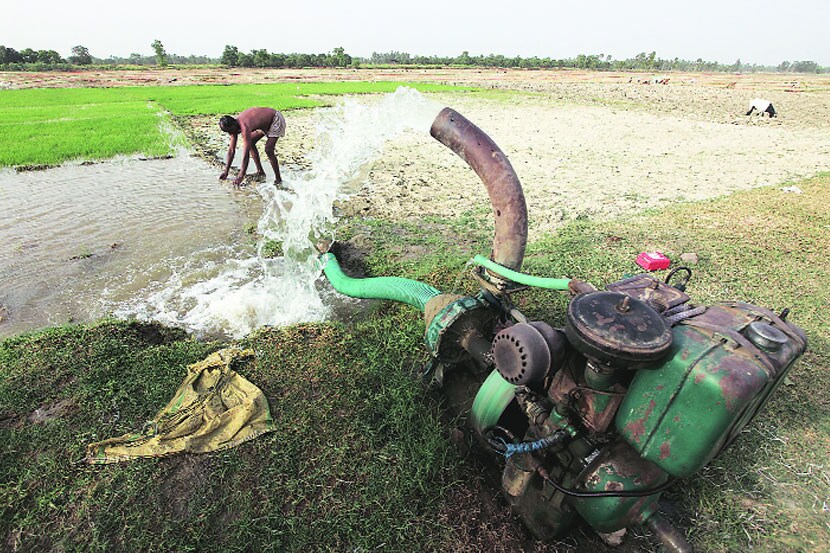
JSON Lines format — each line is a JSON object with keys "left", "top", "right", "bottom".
{"left": 155, "top": 69, "right": 830, "bottom": 247}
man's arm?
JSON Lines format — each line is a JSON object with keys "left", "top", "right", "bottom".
{"left": 219, "top": 134, "right": 238, "bottom": 180}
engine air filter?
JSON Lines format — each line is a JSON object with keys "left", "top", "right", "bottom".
{"left": 492, "top": 323, "right": 551, "bottom": 385}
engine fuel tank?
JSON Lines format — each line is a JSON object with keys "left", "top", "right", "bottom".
{"left": 616, "top": 303, "right": 806, "bottom": 478}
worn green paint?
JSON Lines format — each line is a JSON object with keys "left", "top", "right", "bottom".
{"left": 424, "top": 295, "right": 488, "bottom": 359}
{"left": 571, "top": 440, "right": 668, "bottom": 533}
{"left": 616, "top": 325, "right": 769, "bottom": 478}
{"left": 582, "top": 365, "right": 621, "bottom": 431}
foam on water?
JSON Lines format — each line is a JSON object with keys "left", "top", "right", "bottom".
{"left": 123, "top": 87, "right": 442, "bottom": 338}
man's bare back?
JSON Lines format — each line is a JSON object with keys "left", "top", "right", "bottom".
{"left": 219, "top": 107, "right": 285, "bottom": 186}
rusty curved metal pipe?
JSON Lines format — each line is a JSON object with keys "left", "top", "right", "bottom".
{"left": 430, "top": 107, "right": 528, "bottom": 272}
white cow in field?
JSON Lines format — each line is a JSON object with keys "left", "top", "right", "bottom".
{"left": 746, "top": 98, "right": 776, "bottom": 117}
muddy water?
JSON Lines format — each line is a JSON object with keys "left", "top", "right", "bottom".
{"left": 0, "top": 88, "right": 443, "bottom": 340}
{"left": 0, "top": 155, "right": 260, "bottom": 338}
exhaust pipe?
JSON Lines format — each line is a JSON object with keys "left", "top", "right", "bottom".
{"left": 645, "top": 513, "right": 692, "bottom": 553}
{"left": 430, "top": 108, "right": 528, "bottom": 272}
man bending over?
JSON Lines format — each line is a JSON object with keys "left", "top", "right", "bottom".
{"left": 219, "top": 107, "right": 286, "bottom": 186}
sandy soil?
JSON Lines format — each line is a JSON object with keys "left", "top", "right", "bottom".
{"left": 175, "top": 69, "right": 828, "bottom": 244}
{"left": 6, "top": 68, "right": 829, "bottom": 242}
{"left": 350, "top": 91, "right": 829, "bottom": 243}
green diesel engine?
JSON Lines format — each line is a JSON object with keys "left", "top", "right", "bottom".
{"left": 319, "top": 107, "right": 807, "bottom": 551}
{"left": 460, "top": 274, "right": 806, "bottom": 547}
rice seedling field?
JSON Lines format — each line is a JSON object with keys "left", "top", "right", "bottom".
{"left": 0, "top": 81, "right": 469, "bottom": 168}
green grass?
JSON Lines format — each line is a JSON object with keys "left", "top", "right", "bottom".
{"left": 2, "top": 175, "right": 828, "bottom": 552}
{"left": 0, "top": 318, "right": 454, "bottom": 552}
{"left": 144, "top": 81, "right": 464, "bottom": 115}
{"left": 1, "top": 102, "right": 177, "bottom": 167}
{"left": 0, "top": 82, "right": 472, "bottom": 168}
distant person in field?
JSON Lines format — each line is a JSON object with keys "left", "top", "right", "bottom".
{"left": 219, "top": 107, "right": 286, "bottom": 186}
{"left": 746, "top": 98, "right": 776, "bottom": 118}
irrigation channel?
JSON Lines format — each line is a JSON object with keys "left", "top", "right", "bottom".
{"left": 0, "top": 88, "right": 443, "bottom": 339}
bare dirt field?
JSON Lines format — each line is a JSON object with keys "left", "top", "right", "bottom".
{"left": 4, "top": 68, "right": 829, "bottom": 242}
{"left": 195, "top": 69, "right": 829, "bottom": 243}
{"left": 341, "top": 88, "right": 829, "bottom": 243}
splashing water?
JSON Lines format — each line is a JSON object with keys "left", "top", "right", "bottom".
{"left": 122, "top": 87, "right": 442, "bottom": 338}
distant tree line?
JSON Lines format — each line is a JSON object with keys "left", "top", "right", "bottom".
{"left": 199, "top": 46, "right": 830, "bottom": 74}
{"left": 0, "top": 42, "right": 218, "bottom": 70}
{"left": 95, "top": 53, "right": 217, "bottom": 66}
{"left": 1, "top": 43, "right": 827, "bottom": 74}
{"left": 0, "top": 45, "right": 93, "bottom": 69}
{"left": 220, "top": 45, "right": 353, "bottom": 68}
{"left": 365, "top": 50, "right": 828, "bottom": 73}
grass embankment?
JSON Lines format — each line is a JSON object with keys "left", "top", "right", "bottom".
{"left": 0, "top": 82, "right": 470, "bottom": 168}
{"left": 2, "top": 175, "right": 828, "bottom": 552}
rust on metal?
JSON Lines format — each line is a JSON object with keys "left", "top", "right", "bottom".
{"left": 569, "top": 279, "right": 598, "bottom": 295}
{"left": 430, "top": 107, "right": 528, "bottom": 272}
{"left": 565, "top": 292, "right": 672, "bottom": 367}
{"left": 576, "top": 386, "right": 626, "bottom": 434}
{"left": 604, "top": 480, "right": 624, "bottom": 492}
{"left": 547, "top": 361, "right": 579, "bottom": 405}
{"left": 606, "top": 274, "right": 691, "bottom": 312}
{"left": 624, "top": 399, "right": 657, "bottom": 443}
{"left": 574, "top": 439, "right": 669, "bottom": 531}
{"left": 717, "top": 358, "right": 767, "bottom": 411}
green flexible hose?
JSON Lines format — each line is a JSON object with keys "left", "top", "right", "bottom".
{"left": 320, "top": 252, "right": 441, "bottom": 313}
{"left": 473, "top": 254, "right": 571, "bottom": 291}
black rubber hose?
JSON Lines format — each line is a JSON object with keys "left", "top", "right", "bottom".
{"left": 542, "top": 473, "right": 676, "bottom": 498}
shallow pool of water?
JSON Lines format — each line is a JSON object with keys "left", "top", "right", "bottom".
{"left": 0, "top": 155, "right": 261, "bottom": 337}
{"left": 0, "top": 88, "right": 443, "bottom": 340}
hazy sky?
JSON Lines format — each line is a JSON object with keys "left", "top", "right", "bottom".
{"left": 3, "top": 0, "right": 828, "bottom": 66}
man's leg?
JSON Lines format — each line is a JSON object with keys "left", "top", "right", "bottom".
{"left": 265, "top": 137, "right": 282, "bottom": 184}
{"left": 249, "top": 135, "right": 266, "bottom": 177}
